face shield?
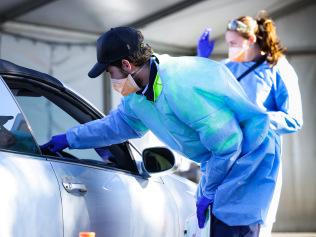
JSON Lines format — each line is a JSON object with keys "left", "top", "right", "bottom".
{"left": 227, "top": 20, "right": 251, "bottom": 35}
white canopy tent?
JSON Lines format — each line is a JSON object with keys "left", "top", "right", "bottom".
{"left": 0, "top": 0, "right": 315, "bottom": 232}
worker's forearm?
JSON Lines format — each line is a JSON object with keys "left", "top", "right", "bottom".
{"left": 66, "top": 109, "right": 144, "bottom": 149}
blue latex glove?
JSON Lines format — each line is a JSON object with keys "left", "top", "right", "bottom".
{"left": 95, "top": 147, "right": 113, "bottom": 161}
{"left": 197, "top": 28, "right": 215, "bottom": 58}
{"left": 40, "top": 133, "right": 69, "bottom": 153}
{"left": 196, "top": 195, "right": 213, "bottom": 228}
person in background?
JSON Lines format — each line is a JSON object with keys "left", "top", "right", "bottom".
{"left": 42, "top": 26, "right": 281, "bottom": 237}
{"left": 197, "top": 10, "right": 303, "bottom": 237}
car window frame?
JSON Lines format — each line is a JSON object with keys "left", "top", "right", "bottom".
{"left": 2, "top": 74, "right": 140, "bottom": 175}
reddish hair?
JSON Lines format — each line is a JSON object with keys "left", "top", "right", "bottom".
{"left": 234, "top": 11, "right": 286, "bottom": 66}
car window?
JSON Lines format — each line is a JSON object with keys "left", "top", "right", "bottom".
{"left": 0, "top": 77, "right": 40, "bottom": 155}
{"left": 12, "top": 89, "right": 107, "bottom": 163}
{"left": 4, "top": 78, "right": 138, "bottom": 173}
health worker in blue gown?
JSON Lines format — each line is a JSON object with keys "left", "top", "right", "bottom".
{"left": 197, "top": 11, "right": 303, "bottom": 237}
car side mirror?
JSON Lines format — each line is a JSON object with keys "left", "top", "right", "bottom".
{"left": 142, "top": 147, "right": 175, "bottom": 175}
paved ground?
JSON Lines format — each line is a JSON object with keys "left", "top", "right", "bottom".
{"left": 272, "top": 233, "right": 316, "bottom": 237}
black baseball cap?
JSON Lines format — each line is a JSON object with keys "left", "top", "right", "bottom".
{"left": 88, "top": 27, "right": 140, "bottom": 78}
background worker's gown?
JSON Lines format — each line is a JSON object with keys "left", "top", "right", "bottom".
{"left": 225, "top": 57, "right": 303, "bottom": 231}
{"left": 225, "top": 57, "right": 303, "bottom": 134}
{"left": 66, "top": 55, "right": 280, "bottom": 226}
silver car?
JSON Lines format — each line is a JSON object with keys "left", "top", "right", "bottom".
{"left": 0, "top": 59, "right": 197, "bottom": 237}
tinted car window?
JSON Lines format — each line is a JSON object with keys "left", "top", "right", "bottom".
{"left": 0, "top": 77, "right": 40, "bottom": 155}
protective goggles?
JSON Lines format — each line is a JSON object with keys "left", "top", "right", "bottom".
{"left": 227, "top": 20, "right": 251, "bottom": 34}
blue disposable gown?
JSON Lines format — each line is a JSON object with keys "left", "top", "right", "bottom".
{"left": 224, "top": 56, "right": 303, "bottom": 227}
{"left": 225, "top": 57, "right": 303, "bottom": 134}
{"left": 66, "top": 55, "right": 280, "bottom": 226}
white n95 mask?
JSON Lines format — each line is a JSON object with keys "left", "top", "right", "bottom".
{"left": 110, "top": 74, "right": 141, "bottom": 96}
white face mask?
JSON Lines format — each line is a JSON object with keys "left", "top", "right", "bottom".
{"left": 228, "top": 38, "right": 253, "bottom": 62}
{"left": 110, "top": 63, "right": 146, "bottom": 96}
{"left": 228, "top": 46, "right": 247, "bottom": 62}
{"left": 110, "top": 74, "right": 141, "bottom": 96}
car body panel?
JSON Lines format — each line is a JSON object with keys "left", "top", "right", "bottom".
{"left": 0, "top": 152, "right": 63, "bottom": 237}
{"left": 50, "top": 159, "right": 179, "bottom": 237}
{"left": 162, "top": 175, "right": 197, "bottom": 235}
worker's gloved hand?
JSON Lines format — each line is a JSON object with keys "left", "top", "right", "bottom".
{"left": 95, "top": 147, "right": 113, "bottom": 161}
{"left": 196, "top": 194, "right": 213, "bottom": 228}
{"left": 197, "top": 28, "right": 215, "bottom": 58}
{"left": 40, "top": 133, "right": 69, "bottom": 153}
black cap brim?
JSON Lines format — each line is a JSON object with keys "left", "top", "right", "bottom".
{"left": 88, "top": 62, "right": 107, "bottom": 78}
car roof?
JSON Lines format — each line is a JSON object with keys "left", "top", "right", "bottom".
{"left": 0, "top": 59, "right": 63, "bottom": 88}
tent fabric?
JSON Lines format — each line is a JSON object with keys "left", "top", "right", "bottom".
{"left": 0, "top": 33, "right": 104, "bottom": 111}
{"left": 276, "top": 55, "right": 316, "bottom": 231}
{"left": 0, "top": 0, "right": 315, "bottom": 232}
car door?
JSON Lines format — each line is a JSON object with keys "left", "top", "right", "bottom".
{"left": 0, "top": 76, "right": 63, "bottom": 237}
{"left": 4, "top": 74, "right": 180, "bottom": 237}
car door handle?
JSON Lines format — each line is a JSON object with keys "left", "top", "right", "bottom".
{"left": 62, "top": 182, "right": 87, "bottom": 193}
